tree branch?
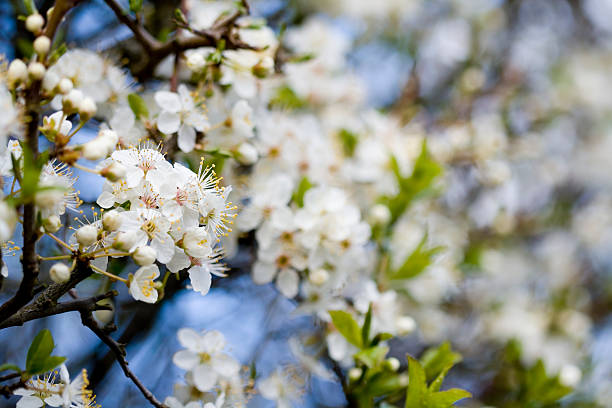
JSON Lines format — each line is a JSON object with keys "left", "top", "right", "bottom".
{"left": 102, "top": 0, "right": 160, "bottom": 52}
{"left": 79, "top": 310, "right": 167, "bottom": 408}
{"left": 0, "top": 291, "right": 115, "bottom": 329}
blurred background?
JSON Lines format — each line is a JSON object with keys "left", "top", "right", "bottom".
{"left": 4, "top": 0, "right": 612, "bottom": 406}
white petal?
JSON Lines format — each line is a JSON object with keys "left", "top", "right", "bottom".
{"left": 189, "top": 266, "right": 212, "bottom": 295}
{"left": 193, "top": 364, "right": 218, "bottom": 391}
{"left": 172, "top": 350, "right": 200, "bottom": 370}
{"left": 178, "top": 124, "right": 196, "bottom": 153}
{"left": 202, "top": 330, "right": 226, "bottom": 353}
{"left": 16, "top": 396, "right": 44, "bottom": 408}
{"left": 177, "top": 328, "right": 201, "bottom": 350}
{"left": 157, "top": 111, "right": 181, "bottom": 134}
{"left": 212, "top": 354, "right": 240, "bottom": 377}
{"left": 155, "top": 91, "right": 182, "bottom": 113}
{"left": 252, "top": 261, "right": 276, "bottom": 284}
{"left": 151, "top": 233, "right": 175, "bottom": 263}
{"left": 276, "top": 268, "right": 299, "bottom": 298}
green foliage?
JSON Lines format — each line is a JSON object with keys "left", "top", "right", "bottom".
{"left": 128, "top": 93, "right": 150, "bottom": 120}
{"left": 0, "top": 363, "right": 21, "bottom": 373}
{"left": 404, "top": 355, "right": 471, "bottom": 408}
{"left": 481, "top": 340, "right": 573, "bottom": 408}
{"left": 338, "top": 128, "right": 359, "bottom": 157}
{"left": 382, "top": 141, "right": 442, "bottom": 225}
{"left": 269, "top": 86, "right": 308, "bottom": 110}
{"left": 292, "top": 176, "right": 313, "bottom": 207}
{"left": 129, "top": 0, "right": 143, "bottom": 13}
{"left": 23, "top": 0, "right": 37, "bottom": 14}
{"left": 25, "top": 329, "right": 66, "bottom": 376}
{"left": 387, "top": 235, "right": 442, "bottom": 281}
{"left": 329, "top": 310, "right": 363, "bottom": 349}
{"left": 419, "top": 342, "right": 462, "bottom": 382}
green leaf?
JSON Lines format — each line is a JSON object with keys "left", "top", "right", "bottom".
{"left": 23, "top": 0, "right": 38, "bottom": 14}
{"left": 420, "top": 342, "right": 462, "bottom": 382}
{"left": 371, "top": 332, "right": 393, "bottom": 346}
{"left": 338, "top": 128, "right": 359, "bottom": 157}
{"left": 427, "top": 389, "right": 472, "bottom": 407}
{"left": 26, "top": 329, "right": 55, "bottom": 374}
{"left": 355, "top": 346, "right": 388, "bottom": 369}
{"left": 388, "top": 235, "right": 442, "bottom": 281}
{"left": 0, "top": 363, "right": 21, "bottom": 373}
{"left": 292, "top": 176, "right": 313, "bottom": 207}
{"left": 269, "top": 86, "right": 307, "bottom": 110}
{"left": 329, "top": 310, "right": 363, "bottom": 349}
{"left": 362, "top": 303, "right": 373, "bottom": 347}
{"left": 383, "top": 141, "right": 443, "bottom": 225}
{"left": 129, "top": 0, "right": 143, "bottom": 13}
{"left": 31, "top": 356, "right": 67, "bottom": 376}
{"left": 128, "top": 93, "right": 149, "bottom": 120}
{"left": 16, "top": 38, "right": 34, "bottom": 59}
{"left": 405, "top": 356, "right": 427, "bottom": 407}
{"left": 428, "top": 365, "right": 452, "bottom": 392}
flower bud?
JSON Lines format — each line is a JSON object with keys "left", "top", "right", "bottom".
{"left": 113, "top": 230, "right": 139, "bottom": 251}
{"left": 28, "top": 61, "right": 46, "bottom": 80}
{"left": 7, "top": 59, "right": 28, "bottom": 84}
{"left": 49, "top": 263, "right": 70, "bottom": 283}
{"left": 368, "top": 204, "right": 391, "bottom": 225}
{"left": 81, "top": 139, "right": 108, "bottom": 160}
{"left": 100, "top": 162, "right": 126, "bottom": 182}
{"left": 396, "top": 315, "right": 416, "bottom": 335}
{"left": 98, "top": 129, "right": 119, "bottom": 148}
{"left": 384, "top": 357, "right": 400, "bottom": 372}
{"left": 94, "top": 298, "right": 115, "bottom": 325}
{"left": 25, "top": 13, "right": 45, "bottom": 34}
{"left": 559, "top": 364, "right": 581, "bottom": 387}
{"left": 132, "top": 246, "right": 157, "bottom": 266}
{"left": 42, "top": 215, "right": 62, "bottom": 233}
{"left": 58, "top": 78, "right": 73, "bottom": 94}
{"left": 33, "top": 35, "right": 51, "bottom": 56}
{"left": 235, "top": 142, "right": 258, "bottom": 165}
{"left": 102, "top": 210, "right": 122, "bottom": 231}
{"left": 348, "top": 367, "right": 363, "bottom": 381}
{"left": 309, "top": 268, "right": 329, "bottom": 286}
{"left": 75, "top": 224, "right": 98, "bottom": 247}
{"left": 79, "top": 97, "right": 97, "bottom": 120}
{"left": 62, "top": 89, "right": 83, "bottom": 113}
{"left": 42, "top": 71, "right": 59, "bottom": 94}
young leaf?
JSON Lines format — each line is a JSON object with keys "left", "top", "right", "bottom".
{"left": 362, "top": 303, "right": 373, "bottom": 347}
{"left": 428, "top": 389, "right": 472, "bottom": 407}
{"left": 128, "top": 93, "right": 149, "bottom": 120}
{"left": 405, "top": 356, "right": 427, "bottom": 407}
{"left": 0, "top": 363, "right": 21, "bottom": 373}
{"left": 388, "top": 235, "right": 442, "bottom": 281}
{"left": 23, "top": 0, "right": 38, "bottom": 14}
{"left": 129, "top": 0, "right": 143, "bottom": 13}
{"left": 420, "top": 342, "right": 462, "bottom": 382}
{"left": 292, "top": 176, "right": 313, "bottom": 207}
{"left": 329, "top": 310, "right": 363, "bottom": 349}
{"left": 26, "top": 329, "right": 55, "bottom": 373}
{"left": 355, "top": 346, "right": 389, "bottom": 369}
{"left": 338, "top": 128, "right": 359, "bottom": 157}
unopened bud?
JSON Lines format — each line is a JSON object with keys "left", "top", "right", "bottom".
{"left": 235, "top": 142, "right": 258, "bottom": 165}
{"left": 79, "top": 97, "right": 97, "bottom": 120}
{"left": 98, "top": 129, "right": 119, "bottom": 148}
{"left": 396, "top": 316, "right": 416, "bottom": 335}
{"left": 309, "top": 268, "right": 329, "bottom": 286}
{"left": 28, "top": 61, "right": 46, "bottom": 80}
{"left": 33, "top": 36, "right": 51, "bottom": 56}
{"left": 7, "top": 59, "right": 28, "bottom": 84}
{"left": 559, "top": 364, "right": 582, "bottom": 387}
{"left": 42, "top": 215, "right": 62, "bottom": 233}
{"left": 113, "top": 230, "right": 139, "bottom": 251}
{"left": 100, "top": 162, "right": 126, "bottom": 182}
{"left": 42, "top": 71, "right": 59, "bottom": 94}
{"left": 348, "top": 367, "right": 363, "bottom": 381}
{"left": 75, "top": 224, "right": 98, "bottom": 247}
{"left": 369, "top": 204, "right": 391, "bottom": 225}
{"left": 94, "top": 298, "right": 115, "bottom": 325}
{"left": 49, "top": 263, "right": 70, "bottom": 283}
{"left": 384, "top": 357, "right": 400, "bottom": 372}
{"left": 102, "top": 210, "right": 122, "bottom": 231}
{"left": 132, "top": 246, "right": 157, "bottom": 266}
{"left": 58, "top": 78, "right": 73, "bottom": 94}
{"left": 25, "top": 13, "right": 45, "bottom": 34}
{"left": 62, "top": 89, "right": 83, "bottom": 113}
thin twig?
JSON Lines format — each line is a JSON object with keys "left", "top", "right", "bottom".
{"left": 79, "top": 311, "right": 167, "bottom": 408}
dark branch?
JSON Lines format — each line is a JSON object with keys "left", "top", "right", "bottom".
{"left": 0, "top": 291, "right": 115, "bottom": 329}
{"left": 79, "top": 311, "right": 167, "bottom": 408}
{"left": 102, "top": 0, "right": 159, "bottom": 52}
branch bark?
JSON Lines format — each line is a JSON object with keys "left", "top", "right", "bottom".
{"left": 79, "top": 310, "right": 167, "bottom": 408}
{"left": 0, "top": 291, "right": 115, "bottom": 329}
